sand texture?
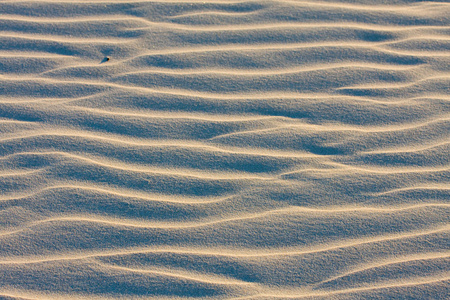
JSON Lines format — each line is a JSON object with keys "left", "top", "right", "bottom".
{"left": 0, "top": 0, "right": 449, "bottom": 299}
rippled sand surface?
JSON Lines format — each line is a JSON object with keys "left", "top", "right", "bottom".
{"left": 0, "top": 1, "right": 449, "bottom": 299}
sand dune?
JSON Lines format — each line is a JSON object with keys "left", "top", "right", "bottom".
{"left": 0, "top": 0, "right": 449, "bottom": 299}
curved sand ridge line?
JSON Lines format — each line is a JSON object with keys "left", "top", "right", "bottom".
{"left": 0, "top": 71, "right": 442, "bottom": 99}
{"left": 208, "top": 117, "right": 450, "bottom": 137}
{"left": 1, "top": 202, "right": 448, "bottom": 239}
{"left": 0, "top": 120, "right": 43, "bottom": 125}
{"left": 62, "top": 105, "right": 298, "bottom": 121}
{"left": 5, "top": 15, "right": 449, "bottom": 36}
{"left": 2, "top": 277, "right": 448, "bottom": 300}
{"left": 0, "top": 32, "right": 135, "bottom": 44}
{"left": 371, "top": 185, "right": 450, "bottom": 196}
{"left": 280, "top": 164, "right": 450, "bottom": 176}
{"left": 4, "top": 69, "right": 447, "bottom": 100}
{"left": 90, "top": 261, "right": 258, "bottom": 286}
{"left": 1, "top": 277, "right": 449, "bottom": 300}
{"left": 277, "top": 1, "right": 449, "bottom": 12}
{"left": 360, "top": 140, "right": 450, "bottom": 154}
{"left": 0, "top": 133, "right": 324, "bottom": 158}
{"left": 315, "top": 252, "right": 450, "bottom": 288}
{"left": 338, "top": 75, "right": 450, "bottom": 89}
{"left": 3, "top": 103, "right": 448, "bottom": 132}
{"left": 39, "top": 61, "right": 426, "bottom": 79}
{"left": 0, "top": 169, "right": 44, "bottom": 178}
{"left": 1, "top": 139, "right": 448, "bottom": 177}
{"left": 4, "top": 14, "right": 449, "bottom": 31}
{"left": 0, "top": 224, "right": 448, "bottom": 265}
{"left": 2, "top": 71, "right": 447, "bottom": 102}
{"left": 0, "top": 14, "right": 162, "bottom": 23}
{"left": 108, "top": 62, "right": 421, "bottom": 77}
{"left": 125, "top": 22, "right": 450, "bottom": 32}
{"left": 1, "top": 93, "right": 448, "bottom": 105}
{"left": 44, "top": 106, "right": 450, "bottom": 135}
{"left": 1, "top": 0, "right": 447, "bottom": 12}
{"left": 108, "top": 40, "right": 450, "bottom": 57}
{"left": 0, "top": 183, "right": 234, "bottom": 204}
{"left": 1, "top": 180, "right": 448, "bottom": 209}
{"left": 0, "top": 132, "right": 448, "bottom": 175}
{"left": 0, "top": 52, "right": 72, "bottom": 59}
{"left": 235, "top": 277, "right": 450, "bottom": 299}
{"left": 1, "top": 202, "right": 448, "bottom": 234}
{"left": 0, "top": 150, "right": 278, "bottom": 181}
{"left": 0, "top": 62, "right": 423, "bottom": 81}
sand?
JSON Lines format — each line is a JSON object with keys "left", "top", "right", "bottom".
{"left": 0, "top": 0, "right": 449, "bottom": 299}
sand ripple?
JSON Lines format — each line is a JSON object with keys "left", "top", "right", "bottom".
{"left": 0, "top": 0, "right": 449, "bottom": 299}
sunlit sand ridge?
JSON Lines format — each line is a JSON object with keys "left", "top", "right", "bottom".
{"left": 0, "top": 0, "right": 449, "bottom": 299}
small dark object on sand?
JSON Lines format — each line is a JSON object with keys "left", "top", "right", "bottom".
{"left": 106, "top": 57, "right": 110, "bottom": 61}
{"left": 101, "top": 57, "right": 110, "bottom": 63}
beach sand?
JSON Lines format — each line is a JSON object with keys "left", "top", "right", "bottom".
{"left": 0, "top": 0, "right": 449, "bottom": 299}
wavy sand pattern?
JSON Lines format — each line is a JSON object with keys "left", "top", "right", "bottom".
{"left": 0, "top": 0, "right": 449, "bottom": 299}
